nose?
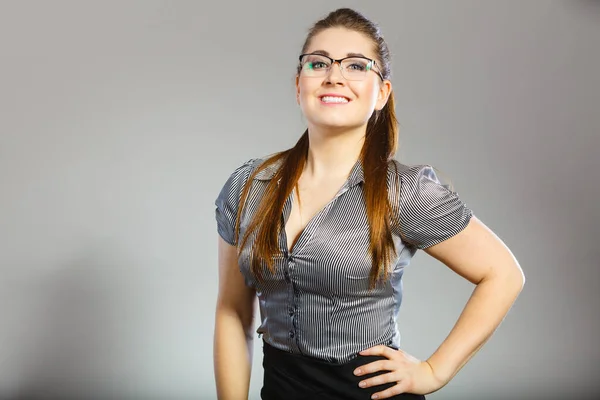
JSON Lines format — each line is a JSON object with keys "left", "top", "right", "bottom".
{"left": 324, "top": 61, "right": 345, "bottom": 84}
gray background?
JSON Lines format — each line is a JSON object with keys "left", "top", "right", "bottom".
{"left": 1, "top": 1, "right": 598, "bottom": 399}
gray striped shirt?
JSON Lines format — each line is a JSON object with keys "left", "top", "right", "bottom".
{"left": 215, "top": 157, "right": 473, "bottom": 364}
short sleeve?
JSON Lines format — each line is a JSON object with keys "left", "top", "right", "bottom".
{"left": 398, "top": 165, "right": 473, "bottom": 249}
{"left": 214, "top": 158, "right": 259, "bottom": 245}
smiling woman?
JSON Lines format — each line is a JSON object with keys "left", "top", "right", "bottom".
{"left": 213, "top": 7, "right": 524, "bottom": 400}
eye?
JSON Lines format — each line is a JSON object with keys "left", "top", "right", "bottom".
{"left": 308, "top": 61, "right": 328, "bottom": 70}
{"left": 344, "top": 58, "right": 371, "bottom": 72}
{"left": 348, "top": 63, "right": 367, "bottom": 71}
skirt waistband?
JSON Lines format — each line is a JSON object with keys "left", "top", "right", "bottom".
{"left": 260, "top": 341, "right": 426, "bottom": 400}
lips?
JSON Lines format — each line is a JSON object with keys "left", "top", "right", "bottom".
{"left": 319, "top": 94, "right": 351, "bottom": 105}
{"left": 319, "top": 94, "right": 351, "bottom": 101}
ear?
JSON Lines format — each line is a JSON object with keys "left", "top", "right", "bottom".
{"left": 375, "top": 79, "right": 392, "bottom": 111}
{"left": 295, "top": 75, "right": 300, "bottom": 104}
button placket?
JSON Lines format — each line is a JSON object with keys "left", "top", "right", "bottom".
{"left": 286, "top": 255, "right": 297, "bottom": 347}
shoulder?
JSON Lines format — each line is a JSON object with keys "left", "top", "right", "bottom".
{"left": 215, "top": 157, "right": 263, "bottom": 205}
{"left": 387, "top": 159, "right": 437, "bottom": 179}
{"left": 218, "top": 156, "right": 267, "bottom": 192}
{"left": 386, "top": 159, "right": 445, "bottom": 192}
{"left": 214, "top": 156, "right": 271, "bottom": 244}
{"left": 224, "top": 153, "right": 286, "bottom": 184}
{"left": 386, "top": 159, "right": 470, "bottom": 218}
{"left": 226, "top": 157, "right": 265, "bottom": 180}
{"left": 387, "top": 160, "right": 473, "bottom": 249}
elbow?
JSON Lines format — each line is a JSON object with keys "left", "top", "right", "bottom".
{"left": 215, "top": 301, "right": 256, "bottom": 336}
{"left": 501, "top": 262, "right": 526, "bottom": 296}
{"left": 511, "top": 260, "right": 526, "bottom": 291}
{"left": 518, "top": 267, "right": 526, "bottom": 290}
{"left": 482, "top": 261, "right": 525, "bottom": 295}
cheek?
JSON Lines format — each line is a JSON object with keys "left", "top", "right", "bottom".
{"left": 363, "top": 83, "right": 381, "bottom": 104}
{"left": 297, "top": 77, "right": 319, "bottom": 97}
{"left": 348, "top": 80, "right": 379, "bottom": 103}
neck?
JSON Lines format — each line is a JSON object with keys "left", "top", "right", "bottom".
{"left": 303, "top": 124, "right": 366, "bottom": 179}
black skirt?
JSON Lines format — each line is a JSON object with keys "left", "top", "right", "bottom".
{"left": 261, "top": 341, "right": 426, "bottom": 400}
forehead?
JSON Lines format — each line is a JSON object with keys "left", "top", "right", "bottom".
{"left": 305, "top": 27, "right": 376, "bottom": 59}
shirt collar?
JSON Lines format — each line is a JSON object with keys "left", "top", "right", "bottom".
{"left": 252, "top": 157, "right": 284, "bottom": 181}
{"left": 253, "top": 157, "right": 365, "bottom": 188}
{"left": 345, "top": 158, "right": 365, "bottom": 187}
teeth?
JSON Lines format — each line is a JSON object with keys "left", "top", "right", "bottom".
{"left": 321, "top": 96, "right": 349, "bottom": 103}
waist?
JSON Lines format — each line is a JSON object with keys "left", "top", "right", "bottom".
{"left": 261, "top": 341, "right": 425, "bottom": 400}
{"left": 259, "top": 328, "right": 400, "bottom": 364}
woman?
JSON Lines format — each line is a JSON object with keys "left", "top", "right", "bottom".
{"left": 213, "top": 8, "right": 524, "bottom": 400}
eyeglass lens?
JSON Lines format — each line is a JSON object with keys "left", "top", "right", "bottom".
{"left": 300, "top": 54, "right": 373, "bottom": 80}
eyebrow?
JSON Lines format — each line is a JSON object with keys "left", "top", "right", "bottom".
{"left": 310, "top": 49, "right": 369, "bottom": 59}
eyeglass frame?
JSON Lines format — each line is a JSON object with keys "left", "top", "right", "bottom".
{"left": 298, "top": 53, "right": 385, "bottom": 82}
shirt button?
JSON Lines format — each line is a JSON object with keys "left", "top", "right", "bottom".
{"left": 289, "top": 331, "right": 295, "bottom": 338}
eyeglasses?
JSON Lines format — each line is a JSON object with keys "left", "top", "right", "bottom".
{"left": 298, "top": 53, "right": 384, "bottom": 81}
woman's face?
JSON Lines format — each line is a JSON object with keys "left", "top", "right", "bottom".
{"left": 296, "top": 27, "right": 392, "bottom": 132}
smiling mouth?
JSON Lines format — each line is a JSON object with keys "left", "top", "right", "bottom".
{"left": 320, "top": 95, "right": 350, "bottom": 104}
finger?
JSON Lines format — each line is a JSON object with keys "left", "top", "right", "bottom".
{"left": 357, "top": 371, "right": 398, "bottom": 389}
{"left": 359, "top": 345, "right": 386, "bottom": 355}
{"left": 370, "top": 380, "right": 410, "bottom": 399}
{"left": 360, "top": 345, "right": 398, "bottom": 359}
{"left": 354, "top": 359, "right": 394, "bottom": 376}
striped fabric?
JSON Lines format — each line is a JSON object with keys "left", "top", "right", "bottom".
{"left": 215, "top": 157, "right": 473, "bottom": 364}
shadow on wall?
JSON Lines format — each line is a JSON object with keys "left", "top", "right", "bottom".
{"left": 13, "top": 246, "right": 143, "bottom": 400}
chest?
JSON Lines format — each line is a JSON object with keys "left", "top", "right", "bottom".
{"left": 284, "top": 179, "right": 348, "bottom": 254}
{"left": 238, "top": 181, "right": 377, "bottom": 289}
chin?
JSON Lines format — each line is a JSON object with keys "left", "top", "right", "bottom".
{"left": 306, "top": 113, "right": 358, "bottom": 127}
{"left": 312, "top": 117, "right": 366, "bottom": 131}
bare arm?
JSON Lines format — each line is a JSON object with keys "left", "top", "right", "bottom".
{"left": 423, "top": 215, "right": 525, "bottom": 385}
{"left": 214, "top": 236, "right": 257, "bottom": 400}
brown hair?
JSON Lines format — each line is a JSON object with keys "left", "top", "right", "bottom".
{"left": 234, "top": 8, "right": 400, "bottom": 289}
